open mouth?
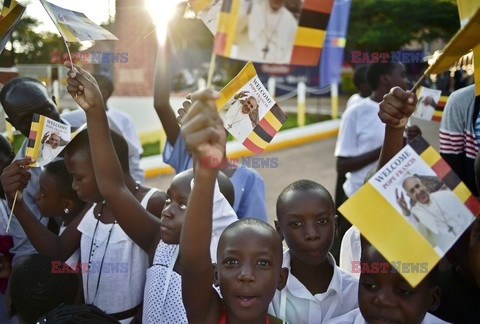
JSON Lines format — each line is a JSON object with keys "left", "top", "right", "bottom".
{"left": 236, "top": 296, "right": 257, "bottom": 307}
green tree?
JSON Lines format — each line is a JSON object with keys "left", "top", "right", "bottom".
{"left": 0, "top": 16, "right": 81, "bottom": 67}
{"left": 347, "top": 0, "right": 459, "bottom": 53}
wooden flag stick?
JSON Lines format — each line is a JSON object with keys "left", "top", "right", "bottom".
{"left": 410, "top": 73, "right": 427, "bottom": 93}
{"left": 6, "top": 191, "right": 19, "bottom": 233}
{"left": 63, "top": 40, "right": 75, "bottom": 71}
{"left": 206, "top": 51, "right": 216, "bottom": 88}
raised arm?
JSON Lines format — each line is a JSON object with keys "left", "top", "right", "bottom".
{"left": 180, "top": 89, "right": 225, "bottom": 322}
{"left": 1, "top": 159, "right": 82, "bottom": 260}
{"left": 153, "top": 40, "right": 180, "bottom": 145}
{"left": 336, "top": 147, "right": 382, "bottom": 174}
{"left": 64, "top": 62, "right": 160, "bottom": 253}
{"left": 377, "top": 87, "right": 416, "bottom": 169}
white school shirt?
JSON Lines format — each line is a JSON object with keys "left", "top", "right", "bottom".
{"left": 324, "top": 308, "right": 450, "bottom": 324}
{"left": 269, "top": 251, "right": 358, "bottom": 323}
{"left": 335, "top": 98, "right": 385, "bottom": 197}
{"left": 339, "top": 226, "right": 362, "bottom": 279}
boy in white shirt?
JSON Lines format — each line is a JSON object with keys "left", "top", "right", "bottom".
{"left": 327, "top": 239, "right": 447, "bottom": 324}
{"left": 269, "top": 180, "right": 358, "bottom": 323}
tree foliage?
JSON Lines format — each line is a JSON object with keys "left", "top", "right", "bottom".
{"left": 347, "top": 0, "right": 460, "bottom": 52}
{"left": 0, "top": 16, "right": 81, "bottom": 67}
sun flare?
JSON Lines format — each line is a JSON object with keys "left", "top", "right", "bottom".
{"left": 145, "top": 0, "right": 183, "bottom": 44}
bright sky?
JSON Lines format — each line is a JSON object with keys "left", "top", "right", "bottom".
{"left": 20, "top": 0, "right": 115, "bottom": 32}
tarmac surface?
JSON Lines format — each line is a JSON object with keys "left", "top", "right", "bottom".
{"left": 145, "top": 135, "right": 338, "bottom": 226}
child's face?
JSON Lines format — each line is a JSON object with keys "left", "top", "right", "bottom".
{"left": 160, "top": 173, "right": 192, "bottom": 244}
{"left": 64, "top": 150, "right": 102, "bottom": 203}
{"left": 35, "top": 171, "right": 65, "bottom": 218}
{"left": 276, "top": 190, "right": 336, "bottom": 266}
{"left": 216, "top": 226, "right": 287, "bottom": 321}
{"left": 359, "top": 245, "right": 440, "bottom": 324}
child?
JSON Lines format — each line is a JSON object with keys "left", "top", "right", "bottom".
{"left": 6, "top": 254, "right": 79, "bottom": 323}
{"left": 153, "top": 42, "right": 268, "bottom": 221}
{"left": 1, "top": 129, "right": 166, "bottom": 323}
{"left": 326, "top": 239, "right": 445, "bottom": 324}
{"left": 176, "top": 88, "right": 288, "bottom": 323}
{"left": 269, "top": 179, "right": 358, "bottom": 323}
{"left": 64, "top": 63, "right": 237, "bottom": 323}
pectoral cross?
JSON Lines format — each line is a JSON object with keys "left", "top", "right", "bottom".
{"left": 262, "top": 44, "right": 269, "bottom": 59}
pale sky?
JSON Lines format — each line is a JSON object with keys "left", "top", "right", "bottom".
{"left": 20, "top": 0, "right": 116, "bottom": 32}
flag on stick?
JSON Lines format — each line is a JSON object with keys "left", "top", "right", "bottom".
{"left": 0, "top": 0, "right": 25, "bottom": 54}
{"left": 213, "top": 0, "right": 333, "bottom": 65}
{"left": 216, "top": 62, "right": 287, "bottom": 153}
{"left": 339, "top": 137, "right": 479, "bottom": 287}
{"left": 39, "top": 0, "right": 118, "bottom": 42}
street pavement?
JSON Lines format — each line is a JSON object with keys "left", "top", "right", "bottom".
{"left": 145, "top": 136, "right": 338, "bottom": 226}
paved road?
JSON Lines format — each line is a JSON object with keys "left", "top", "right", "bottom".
{"left": 145, "top": 136, "right": 338, "bottom": 225}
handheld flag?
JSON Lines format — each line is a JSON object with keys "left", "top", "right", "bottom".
{"left": 339, "top": 137, "right": 479, "bottom": 287}
{"left": 216, "top": 62, "right": 287, "bottom": 153}
{"left": 213, "top": 0, "right": 334, "bottom": 65}
{"left": 25, "top": 114, "right": 71, "bottom": 167}
{"left": 39, "top": 0, "right": 118, "bottom": 42}
{"left": 0, "top": 0, "right": 26, "bottom": 54}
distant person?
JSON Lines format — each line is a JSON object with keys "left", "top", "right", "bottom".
{"left": 234, "top": 0, "right": 298, "bottom": 63}
{"left": 345, "top": 65, "right": 372, "bottom": 110}
{"left": 0, "top": 77, "right": 64, "bottom": 264}
{"left": 153, "top": 41, "right": 268, "bottom": 221}
{"left": 62, "top": 74, "right": 145, "bottom": 183}
{"left": 332, "top": 62, "right": 408, "bottom": 261}
{"left": 439, "top": 84, "right": 479, "bottom": 196}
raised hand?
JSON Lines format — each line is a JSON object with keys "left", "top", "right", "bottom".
{"left": 181, "top": 89, "right": 225, "bottom": 167}
{"left": 234, "top": 91, "right": 249, "bottom": 100}
{"left": 395, "top": 188, "right": 410, "bottom": 216}
{"left": 379, "top": 87, "right": 417, "bottom": 128}
{"left": 176, "top": 101, "right": 192, "bottom": 126}
{"left": 41, "top": 132, "right": 50, "bottom": 144}
{"left": 64, "top": 61, "right": 103, "bottom": 112}
{"left": 0, "top": 158, "right": 34, "bottom": 205}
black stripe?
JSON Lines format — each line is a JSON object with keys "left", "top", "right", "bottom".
{"left": 409, "top": 136, "right": 429, "bottom": 155}
{"left": 221, "top": 0, "right": 233, "bottom": 13}
{"left": 27, "top": 138, "right": 35, "bottom": 148}
{"left": 442, "top": 170, "right": 461, "bottom": 190}
{"left": 298, "top": 9, "right": 330, "bottom": 30}
{"left": 253, "top": 124, "right": 273, "bottom": 143}
{"left": 32, "top": 114, "right": 40, "bottom": 122}
{"left": 270, "top": 105, "right": 287, "bottom": 124}
{"left": 4, "top": 0, "right": 12, "bottom": 9}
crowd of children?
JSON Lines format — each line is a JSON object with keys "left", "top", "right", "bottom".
{"left": 0, "top": 47, "right": 477, "bottom": 324}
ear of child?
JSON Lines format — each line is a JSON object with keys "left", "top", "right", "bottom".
{"left": 379, "top": 87, "right": 416, "bottom": 128}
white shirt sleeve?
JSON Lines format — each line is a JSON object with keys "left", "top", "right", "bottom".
{"left": 335, "top": 108, "right": 358, "bottom": 157}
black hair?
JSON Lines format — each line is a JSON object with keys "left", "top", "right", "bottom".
{"left": 92, "top": 74, "right": 114, "bottom": 98}
{"left": 360, "top": 237, "right": 439, "bottom": 288}
{"left": 353, "top": 65, "right": 369, "bottom": 90}
{"left": 65, "top": 129, "right": 130, "bottom": 173}
{"left": 9, "top": 254, "right": 79, "bottom": 323}
{"left": 0, "top": 77, "right": 54, "bottom": 116}
{"left": 217, "top": 171, "right": 235, "bottom": 208}
{"left": 44, "top": 160, "right": 83, "bottom": 203}
{"left": 176, "top": 169, "right": 235, "bottom": 207}
{"left": 366, "top": 62, "right": 396, "bottom": 90}
{"left": 276, "top": 179, "right": 335, "bottom": 216}
{"left": 0, "top": 134, "right": 13, "bottom": 157}
{"left": 36, "top": 304, "right": 119, "bottom": 324}
{"left": 218, "top": 218, "right": 283, "bottom": 260}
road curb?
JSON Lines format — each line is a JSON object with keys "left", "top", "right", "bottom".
{"left": 141, "top": 119, "right": 340, "bottom": 178}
